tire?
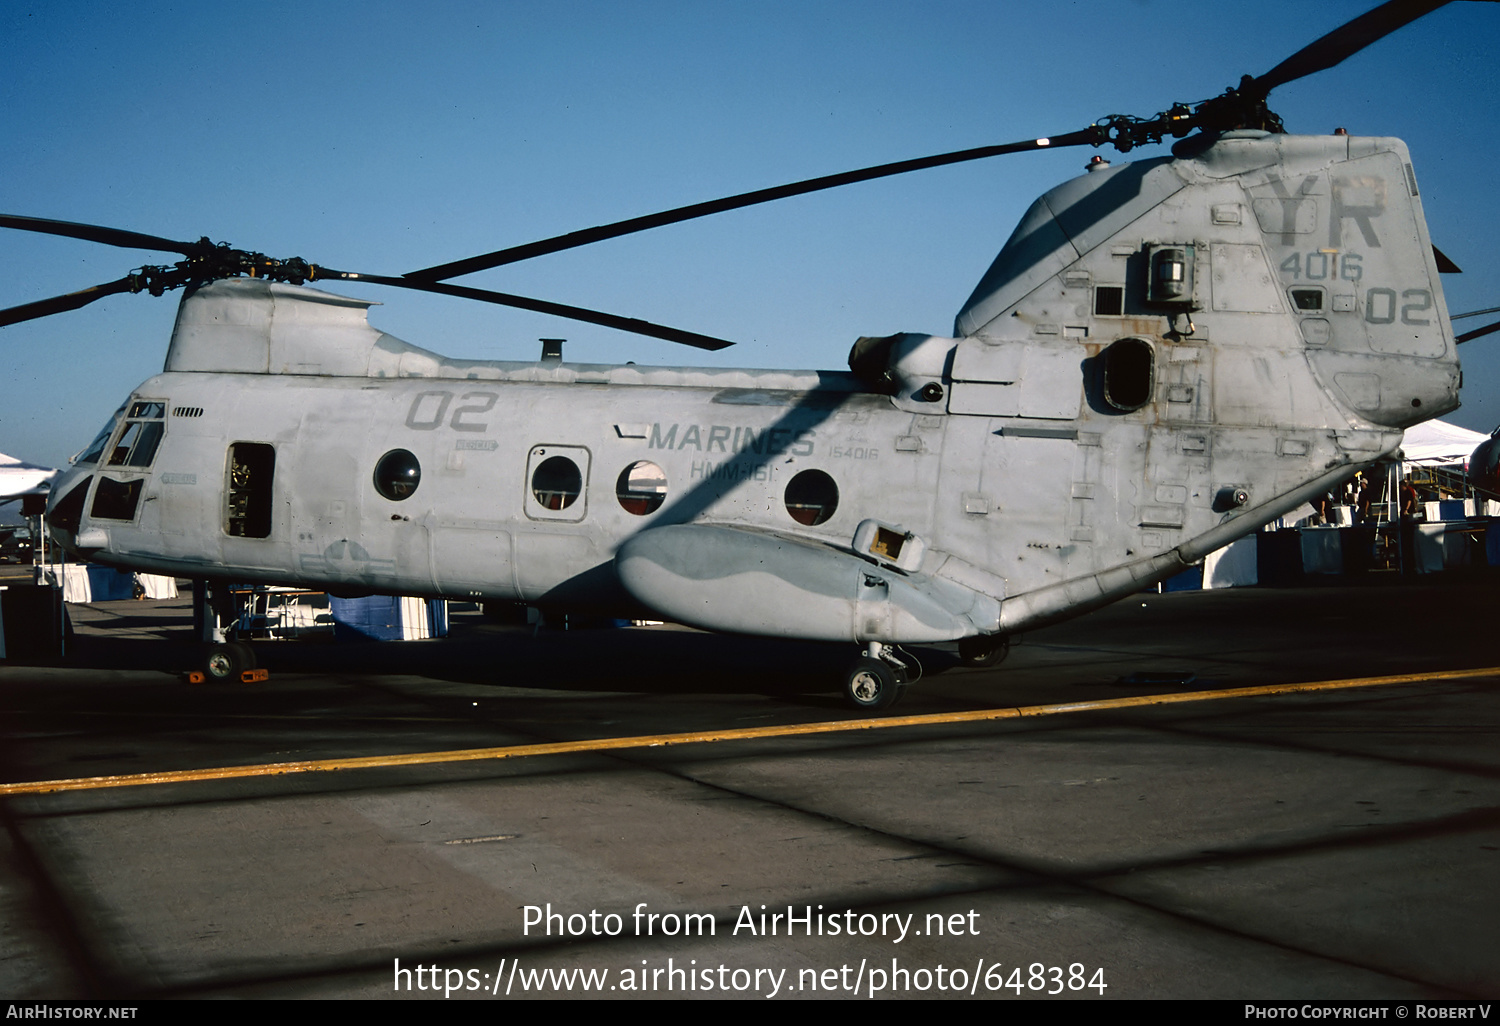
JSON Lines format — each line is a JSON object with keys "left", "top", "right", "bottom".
{"left": 958, "top": 634, "right": 1010, "bottom": 668}
{"left": 230, "top": 641, "right": 257, "bottom": 671}
{"left": 202, "top": 643, "right": 249, "bottom": 682}
{"left": 844, "top": 658, "right": 905, "bottom": 711}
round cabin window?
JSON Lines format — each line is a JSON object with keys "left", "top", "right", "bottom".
{"left": 373, "top": 449, "right": 421, "bottom": 501}
{"left": 532, "top": 454, "right": 582, "bottom": 510}
{"left": 784, "top": 469, "right": 839, "bottom": 526}
{"left": 616, "top": 461, "right": 667, "bottom": 515}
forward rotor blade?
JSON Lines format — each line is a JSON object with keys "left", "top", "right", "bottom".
{"left": 408, "top": 128, "right": 1100, "bottom": 282}
{"left": 323, "top": 270, "right": 734, "bottom": 351}
{"left": 1250, "top": 0, "right": 1451, "bottom": 95}
{"left": 0, "top": 276, "right": 139, "bottom": 328}
{"left": 0, "top": 214, "right": 200, "bottom": 256}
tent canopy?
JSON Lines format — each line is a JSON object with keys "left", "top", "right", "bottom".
{"left": 1400, "top": 419, "right": 1489, "bottom": 466}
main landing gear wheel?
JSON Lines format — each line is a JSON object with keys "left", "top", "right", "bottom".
{"left": 958, "top": 633, "right": 1010, "bottom": 668}
{"left": 844, "top": 658, "right": 904, "bottom": 711}
{"left": 843, "top": 641, "right": 918, "bottom": 711}
{"left": 202, "top": 641, "right": 256, "bottom": 683}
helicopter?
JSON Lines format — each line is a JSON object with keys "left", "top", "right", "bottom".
{"left": 0, "top": 0, "right": 1472, "bottom": 708}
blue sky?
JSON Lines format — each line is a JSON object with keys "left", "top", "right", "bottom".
{"left": 3, "top": 0, "right": 1498, "bottom": 470}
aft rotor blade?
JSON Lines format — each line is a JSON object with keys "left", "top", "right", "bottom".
{"left": 0, "top": 276, "right": 139, "bottom": 328}
{"left": 407, "top": 128, "right": 1100, "bottom": 282}
{"left": 1456, "top": 319, "right": 1500, "bottom": 346}
{"left": 1250, "top": 0, "right": 1451, "bottom": 95}
{"left": 0, "top": 214, "right": 200, "bottom": 256}
{"left": 323, "top": 270, "right": 735, "bottom": 351}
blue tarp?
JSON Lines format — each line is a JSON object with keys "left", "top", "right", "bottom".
{"left": 327, "top": 595, "right": 448, "bottom": 641}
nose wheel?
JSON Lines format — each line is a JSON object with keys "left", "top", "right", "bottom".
{"left": 843, "top": 642, "right": 919, "bottom": 711}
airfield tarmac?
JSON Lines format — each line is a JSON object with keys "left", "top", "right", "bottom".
{"left": 0, "top": 572, "right": 1496, "bottom": 1000}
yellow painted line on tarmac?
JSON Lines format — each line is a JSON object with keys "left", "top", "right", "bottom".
{"left": 3, "top": 665, "right": 1496, "bottom": 796}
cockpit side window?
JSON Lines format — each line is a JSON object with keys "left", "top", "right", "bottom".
{"left": 75, "top": 406, "right": 126, "bottom": 466}
{"left": 106, "top": 401, "right": 168, "bottom": 468}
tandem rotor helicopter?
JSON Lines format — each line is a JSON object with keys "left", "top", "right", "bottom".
{"left": 2, "top": 0, "right": 1488, "bottom": 708}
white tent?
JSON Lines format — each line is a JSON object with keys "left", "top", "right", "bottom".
{"left": 1400, "top": 418, "right": 1489, "bottom": 467}
{"left": 1397, "top": 418, "right": 1499, "bottom": 526}
{"left": 1262, "top": 418, "right": 1490, "bottom": 534}
{"left": 1209, "top": 419, "right": 1496, "bottom": 588}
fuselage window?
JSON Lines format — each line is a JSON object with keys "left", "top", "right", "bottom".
{"left": 106, "top": 401, "right": 167, "bottom": 468}
{"left": 1102, "top": 337, "right": 1155, "bottom": 412}
{"left": 532, "top": 455, "right": 582, "bottom": 510}
{"left": 226, "top": 442, "right": 275, "bottom": 538}
{"left": 616, "top": 461, "right": 667, "bottom": 515}
{"left": 373, "top": 449, "right": 422, "bottom": 501}
{"left": 1290, "top": 287, "right": 1325, "bottom": 312}
{"left": 784, "top": 469, "right": 839, "bottom": 526}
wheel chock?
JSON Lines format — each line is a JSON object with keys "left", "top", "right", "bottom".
{"left": 182, "top": 668, "right": 267, "bottom": 684}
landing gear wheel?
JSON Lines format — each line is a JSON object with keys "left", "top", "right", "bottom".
{"left": 844, "top": 658, "right": 905, "bottom": 711}
{"left": 230, "top": 641, "right": 257, "bottom": 671}
{"left": 203, "top": 642, "right": 253, "bottom": 683}
{"left": 958, "top": 633, "right": 1010, "bottom": 668}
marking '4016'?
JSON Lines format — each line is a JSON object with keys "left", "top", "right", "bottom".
{"left": 404, "top": 390, "right": 498, "bottom": 432}
{"left": 1280, "top": 250, "right": 1363, "bottom": 281}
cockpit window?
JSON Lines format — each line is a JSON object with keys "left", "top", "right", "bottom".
{"left": 75, "top": 407, "right": 125, "bottom": 466}
{"left": 107, "top": 400, "right": 168, "bottom": 468}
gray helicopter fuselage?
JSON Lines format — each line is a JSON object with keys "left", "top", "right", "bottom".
{"left": 47, "top": 131, "right": 1460, "bottom": 645}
